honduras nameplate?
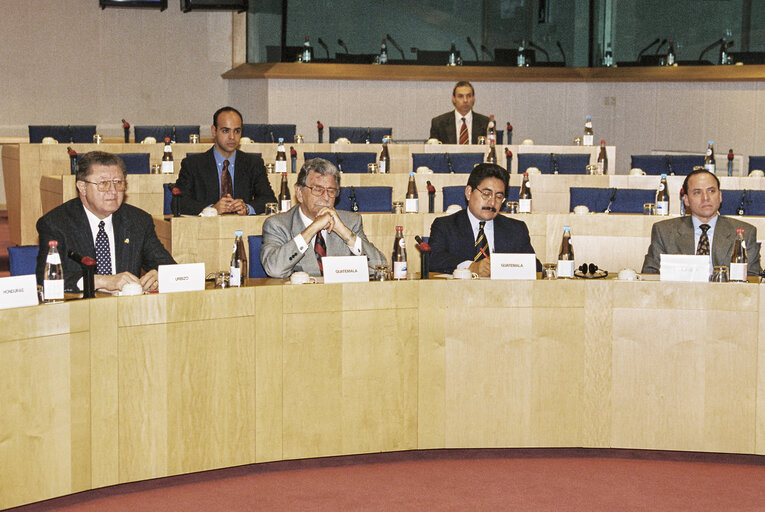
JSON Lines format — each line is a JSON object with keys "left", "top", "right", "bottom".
{"left": 321, "top": 256, "right": 370, "bottom": 283}
{"left": 0, "top": 275, "right": 39, "bottom": 309}
{"left": 490, "top": 253, "right": 537, "bottom": 280}
{"left": 660, "top": 254, "right": 709, "bottom": 282}
{"left": 158, "top": 263, "right": 206, "bottom": 293}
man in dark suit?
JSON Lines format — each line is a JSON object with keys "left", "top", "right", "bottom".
{"left": 261, "top": 158, "right": 386, "bottom": 278}
{"left": 429, "top": 163, "right": 541, "bottom": 277}
{"left": 176, "top": 106, "right": 276, "bottom": 215}
{"left": 429, "top": 81, "right": 490, "bottom": 144}
{"left": 642, "top": 168, "right": 761, "bottom": 275}
{"left": 36, "top": 151, "right": 175, "bottom": 292}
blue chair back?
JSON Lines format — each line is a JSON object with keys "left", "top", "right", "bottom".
{"left": 630, "top": 155, "right": 705, "bottom": 176}
{"left": 242, "top": 124, "right": 297, "bottom": 143}
{"left": 329, "top": 127, "right": 392, "bottom": 144}
{"left": 748, "top": 156, "right": 765, "bottom": 172}
{"left": 721, "top": 190, "right": 765, "bottom": 216}
{"left": 29, "top": 125, "right": 96, "bottom": 143}
{"left": 303, "top": 152, "right": 377, "bottom": 173}
{"left": 412, "top": 153, "right": 484, "bottom": 173}
{"left": 134, "top": 125, "right": 200, "bottom": 143}
{"left": 247, "top": 235, "right": 267, "bottom": 278}
{"left": 517, "top": 153, "right": 591, "bottom": 174}
{"left": 336, "top": 186, "right": 392, "bottom": 212}
{"left": 442, "top": 186, "right": 519, "bottom": 211}
{"left": 9, "top": 245, "right": 39, "bottom": 276}
{"left": 163, "top": 183, "right": 173, "bottom": 215}
{"left": 75, "top": 152, "right": 150, "bottom": 174}
{"left": 569, "top": 187, "right": 655, "bottom": 214}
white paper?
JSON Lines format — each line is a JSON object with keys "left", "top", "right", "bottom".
{"left": 321, "top": 256, "right": 370, "bottom": 283}
{"left": 158, "top": 263, "right": 206, "bottom": 293}
{"left": 660, "top": 254, "right": 710, "bottom": 282}
{"left": 490, "top": 253, "right": 537, "bottom": 280}
{"left": 0, "top": 275, "right": 40, "bottom": 309}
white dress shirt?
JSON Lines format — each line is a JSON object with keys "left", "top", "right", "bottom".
{"left": 454, "top": 110, "right": 473, "bottom": 144}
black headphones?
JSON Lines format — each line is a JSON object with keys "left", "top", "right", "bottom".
{"left": 578, "top": 263, "right": 599, "bottom": 275}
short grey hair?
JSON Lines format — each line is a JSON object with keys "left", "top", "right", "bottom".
{"left": 75, "top": 151, "right": 127, "bottom": 181}
{"left": 296, "top": 158, "right": 341, "bottom": 189}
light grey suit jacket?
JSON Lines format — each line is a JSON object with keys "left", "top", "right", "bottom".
{"left": 642, "top": 215, "right": 761, "bottom": 275}
{"left": 260, "top": 206, "right": 387, "bottom": 278}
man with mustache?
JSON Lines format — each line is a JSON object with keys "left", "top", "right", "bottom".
{"left": 260, "top": 158, "right": 387, "bottom": 278}
{"left": 429, "top": 163, "right": 541, "bottom": 277}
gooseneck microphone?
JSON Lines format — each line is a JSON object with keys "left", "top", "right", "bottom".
{"left": 604, "top": 188, "right": 616, "bottom": 213}
{"left": 480, "top": 44, "right": 493, "bottom": 61}
{"left": 654, "top": 39, "right": 668, "bottom": 55}
{"left": 386, "top": 34, "right": 405, "bottom": 60}
{"left": 337, "top": 39, "right": 349, "bottom": 54}
{"left": 68, "top": 250, "right": 97, "bottom": 299}
{"left": 445, "top": 152, "right": 455, "bottom": 173}
{"left": 527, "top": 40, "right": 549, "bottom": 61}
{"left": 556, "top": 41, "right": 566, "bottom": 66}
{"left": 637, "top": 38, "right": 660, "bottom": 60}
{"left": 466, "top": 37, "right": 479, "bottom": 61}
{"left": 317, "top": 37, "right": 330, "bottom": 59}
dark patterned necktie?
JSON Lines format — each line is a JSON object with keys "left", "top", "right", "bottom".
{"left": 696, "top": 224, "right": 711, "bottom": 255}
{"left": 95, "top": 220, "right": 112, "bottom": 275}
{"left": 474, "top": 221, "right": 490, "bottom": 261}
{"left": 220, "top": 159, "right": 232, "bottom": 198}
{"left": 314, "top": 231, "right": 327, "bottom": 274}
{"left": 459, "top": 117, "right": 469, "bottom": 145}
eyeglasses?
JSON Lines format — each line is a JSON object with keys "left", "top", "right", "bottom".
{"left": 475, "top": 187, "right": 506, "bottom": 202}
{"left": 80, "top": 179, "right": 126, "bottom": 192}
{"left": 303, "top": 185, "right": 340, "bottom": 198}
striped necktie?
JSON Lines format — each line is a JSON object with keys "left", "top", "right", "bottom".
{"left": 459, "top": 117, "right": 469, "bottom": 145}
{"left": 474, "top": 221, "right": 490, "bottom": 261}
{"left": 314, "top": 231, "right": 327, "bottom": 274}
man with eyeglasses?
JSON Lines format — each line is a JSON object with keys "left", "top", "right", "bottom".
{"left": 260, "top": 158, "right": 386, "bottom": 278}
{"left": 176, "top": 106, "right": 276, "bottom": 215}
{"left": 429, "top": 163, "right": 541, "bottom": 277}
{"left": 36, "top": 151, "right": 175, "bottom": 292}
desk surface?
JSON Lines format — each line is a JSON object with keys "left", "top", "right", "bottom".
{"left": 1, "top": 278, "right": 764, "bottom": 509}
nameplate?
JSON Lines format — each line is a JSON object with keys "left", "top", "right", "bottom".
{"left": 0, "top": 275, "right": 39, "bottom": 309}
{"left": 158, "top": 263, "right": 206, "bottom": 293}
{"left": 321, "top": 256, "right": 370, "bottom": 283}
{"left": 490, "top": 253, "right": 537, "bottom": 280}
{"left": 660, "top": 254, "right": 709, "bottom": 282}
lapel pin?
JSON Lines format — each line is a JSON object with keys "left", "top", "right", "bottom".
{"left": 124, "top": 238, "right": 130, "bottom": 244}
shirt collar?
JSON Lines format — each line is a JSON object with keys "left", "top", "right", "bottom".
{"left": 455, "top": 110, "right": 473, "bottom": 124}
{"left": 298, "top": 204, "right": 316, "bottom": 231}
{"left": 82, "top": 203, "right": 113, "bottom": 232}
{"left": 691, "top": 214, "right": 718, "bottom": 232}
{"left": 466, "top": 207, "right": 493, "bottom": 232}
{"left": 213, "top": 147, "right": 236, "bottom": 168}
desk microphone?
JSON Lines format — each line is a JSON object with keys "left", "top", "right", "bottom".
{"left": 654, "top": 39, "right": 668, "bottom": 55}
{"left": 665, "top": 155, "right": 674, "bottom": 175}
{"left": 445, "top": 152, "right": 455, "bottom": 173}
{"left": 68, "top": 250, "right": 97, "bottom": 299}
{"left": 637, "top": 38, "right": 660, "bottom": 60}
{"left": 480, "top": 44, "right": 493, "bottom": 61}
{"left": 466, "top": 37, "right": 479, "bottom": 61}
{"left": 317, "top": 37, "right": 330, "bottom": 59}
{"left": 386, "top": 34, "right": 405, "bottom": 60}
{"left": 527, "top": 40, "right": 549, "bottom": 61}
{"left": 556, "top": 41, "right": 566, "bottom": 65}
{"left": 121, "top": 119, "right": 130, "bottom": 143}
{"left": 551, "top": 153, "right": 559, "bottom": 174}
{"left": 337, "top": 39, "right": 349, "bottom": 54}
{"left": 267, "top": 124, "right": 275, "bottom": 143}
{"left": 364, "top": 127, "right": 371, "bottom": 144}
{"left": 68, "top": 250, "right": 96, "bottom": 267}
{"left": 737, "top": 190, "right": 747, "bottom": 216}
{"left": 67, "top": 125, "right": 73, "bottom": 143}
{"left": 335, "top": 152, "right": 344, "bottom": 173}
{"left": 604, "top": 188, "right": 616, "bottom": 213}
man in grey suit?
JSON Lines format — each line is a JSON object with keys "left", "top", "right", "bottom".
{"left": 260, "top": 158, "right": 387, "bottom": 278}
{"left": 36, "top": 151, "right": 175, "bottom": 292}
{"left": 642, "top": 168, "right": 761, "bottom": 276}
{"left": 429, "top": 81, "right": 490, "bottom": 144}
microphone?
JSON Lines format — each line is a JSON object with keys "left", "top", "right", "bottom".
{"left": 506, "top": 123, "right": 513, "bottom": 145}
{"left": 505, "top": 147, "right": 513, "bottom": 164}
{"left": 386, "top": 34, "right": 405, "bottom": 60}
{"left": 480, "top": 44, "right": 493, "bottom": 61}
{"left": 337, "top": 39, "right": 349, "bottom": 54}
{"left": 551, "top": 153, "right": 559, "bottom": 174}
{"left": 527, "top": 40, "right": 549, "bottom": 61}
{"left": 317, "top": 37, "right": 330, "bottom": 59}
{"left": 728, "top": 148, "right": 735, "bottom": 176}
{"left": 68, "top": 250, "right": 96, "bottom": 267}
{"left": 466, "top": 36, "right": 479, "bottom": 61}
{"left": 68, "top": 250, "right": 97, "bottom": 299}
{"left": 426, "top": 180, "right": 435, "bottom": 213}
{"left": 267, "top": 124, "right": 275, "bottom": 143}
{"left": 654, "top": 39, "right": 668, "bottom": 55}
{"left": 556, "top": 41, "right": 566, "bottom": 66}
{"left": 349, "top": 186, "right": 359, "bottom": 212}
{"left": 737, "top": 190, "right": 747, "bottom": 215}
{"left": 414, "top": 235, "right": 431, "bottom": 252}
{"left": 67, "top": 146, "right": 78, "bottom": 175}
{"left": 67, "top": 124, "right": 73, "bottom": 143}
{"left": 121, "top": 118, "right": 130, "bottom": 143}
{"left": 604, "top": 188, "right": 616, "bottom": 213}
{"left": 335, "top": 152, "right": 344, "bottom": 173}
{"left": 637, "top": 38, "right": 660, "bottom": 59}
{"left": 698, "top": 38, "right": 723, "bottom": 61}
{"left": 317, "top": 120, "right": 324, "bottom": 143}
{"left": 364, "top": 127, "right": 371, "bottom": 144}
{"left": 445, "top": 152, "right": 455, "bottom": 173}
{"left": 665, "top": 155, "right": 674, "bottom": 175}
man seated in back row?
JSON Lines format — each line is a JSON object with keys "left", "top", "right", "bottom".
{"left": 429, "top": 163, "right": 541, "bottom": 277}
{"left": 642, "top": 168, "right": 761, "bottom": 275}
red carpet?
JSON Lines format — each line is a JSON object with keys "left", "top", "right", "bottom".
{"left": 9, "top": 449, "right": 765, "bottom": 511}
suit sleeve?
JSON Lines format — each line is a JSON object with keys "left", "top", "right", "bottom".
{"left": 429, "top": 117, "right": 441, "bottom": 142}
{"left": 641, "top": 223, "right": 665, "bottom": 274}
{"left": 176, "top": 156, "right": 210, "bottom": 215}
{"left": 260, "top": 215, "right": 305, "bottom": 278}
{"left": 243, "top": 155, "right": 277, "bottom": 214}
{"left": 428, "top": 217, "right": 465, "bottom": 274}
{"left": 746, "top": 226, "right": 761, "bottom": 276}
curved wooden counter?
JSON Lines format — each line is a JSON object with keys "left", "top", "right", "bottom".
{"left": 1, "top": 278, "right": 764, "bottom": 508}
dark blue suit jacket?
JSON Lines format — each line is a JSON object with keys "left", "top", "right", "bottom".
{"left": 429, "top": 210, "right": 542, "bottom": 274}
{"left": 36, "top": 198, "right": 175, "bottom": 291}
{"left": 176, "top": 147, "right": 276, "bottom": 215}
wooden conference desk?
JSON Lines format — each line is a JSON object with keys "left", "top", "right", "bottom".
{"left": 1, "top": 279, "right": 764, "bottom": 509}
{"left": 153, "top": 212, "right": 765, "bottom": 276}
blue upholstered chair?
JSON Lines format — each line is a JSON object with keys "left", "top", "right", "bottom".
{"left": 329, "top": 127, "right": 391, "bottom": 144}
{"left": 247, "top": 235, "right": 267, "bottom": 278}
{"left": 412, "top": 153, "right": 484, "bottom": 173}
{"left": 442, "top": 186, "right": 519, "bottom": 211}
{"left": 748, "top": 156, "right": 765, "bottom": 173}
{"left": 517, "top": 153, "right": 591, "bottom": 174}
{"left": 303, "top": 152, "right": 376, "bottom": 173}
{"left": 28, "top": 125, "right": 96, "bottom": 143}
{"left": 336, "top": 186, "right": 392, "bottom": 212}
{"left": 76, "top": 153, "right": 150, "bottom": 174}
{"left": 8, "top": 245, "right": 39, "bottom": 276}
{"left": 163, "top": 183, "right": 173, "bottom": 215}
{"left": 630, "top": 155, "right": 705, "bottom": 176}
{"left": 720, "top": 190, "right": 765, "bottom": 216}
{"left": 242, "top": 124, "right": 296, "bottom": 143}
{"left": 569, "top": 188, "right": 655, "bottom": 214}
{"left": 134, "top": 125, "right": 200, "bottom": 143}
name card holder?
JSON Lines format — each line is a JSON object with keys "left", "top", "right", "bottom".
{"left": 321, "top": 256, "right": 370, "bottom": 283}
{"left": 0, "top": 275, "right": 39, "bottom": 309}
{"left": 158, "top": 263, "right": 206, "bottom": 293}
{"left": 490, "top": 253, "right": 537, "bottom": 280}
{"left": 660, "top": 254, "right": 710, "bottom": 282}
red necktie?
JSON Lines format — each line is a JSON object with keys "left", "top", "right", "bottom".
{"left": 459, "top": 117, "right": 469, "bottom": 145}
{"left": 314, "top": 231, "right": 327, "bottom": 274}
{"left": 220, "top": 159, "right": 232, "bottom": 198}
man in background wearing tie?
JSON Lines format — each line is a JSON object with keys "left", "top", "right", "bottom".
{"left": 176, "top": 106, "right": 276, "bottom": 215}
{"left": 428, "top": 163, "right": 541, "bottom": 277}
{"left": 642, "top": 168, "right": 761, "bottom": 275}
{"left": 429, "top": 81, "right": 490, "bottom": 145}
{"left": 260, "top": 158, "right": 386, "bottom": 278}
{"left": 36, "top": 151, "right": 175, "bottom": 292}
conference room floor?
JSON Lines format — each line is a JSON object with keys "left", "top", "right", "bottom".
{"left": 8, "top": 449, "right": 765, "bottom": 511}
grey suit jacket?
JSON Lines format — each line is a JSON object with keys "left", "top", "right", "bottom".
{"left": 429, "top": 111, "right": 490, "bottom": 145}
{"left": 260, "top": 206, "right": 387, "bottom": 278}
{"left": 642, "top": 215, "right": 761, "bottom": 275}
